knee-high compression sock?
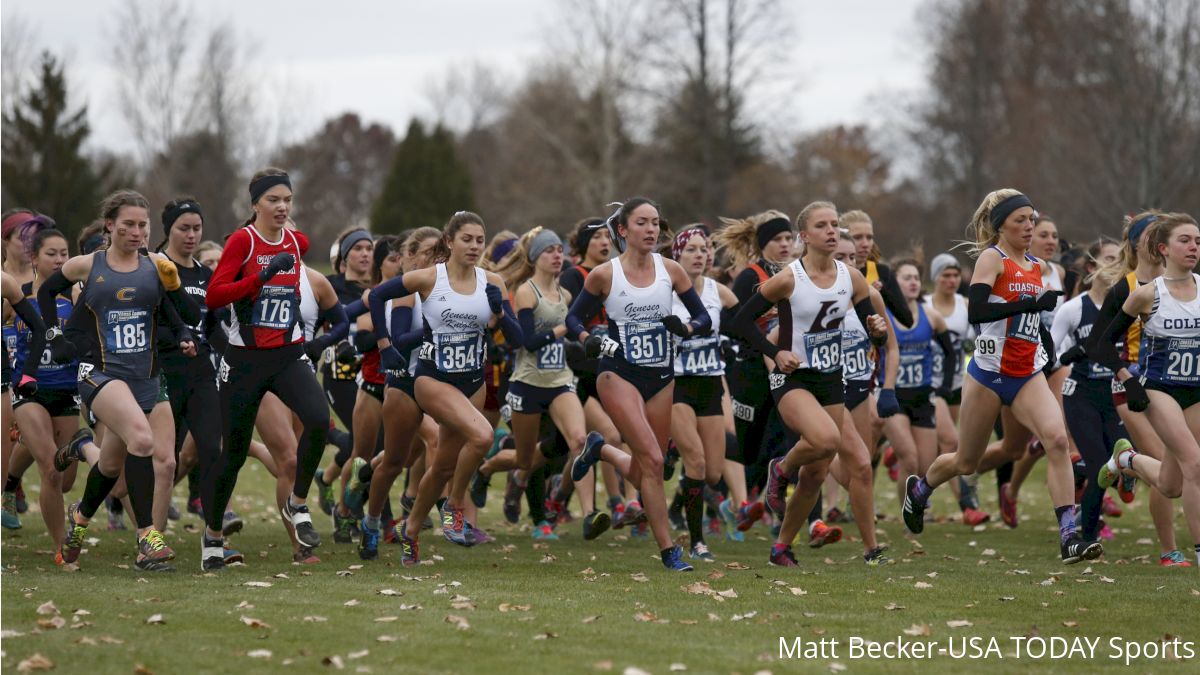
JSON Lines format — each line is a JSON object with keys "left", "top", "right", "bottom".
{"left": 1054, "top": 504, "right": 1078, "bottom": 544}
{"left": 808, "top": 488, "right": 823, "bottom": 524}
{"left": 329, "top": 427, "right": 352, "bottom": 467}
{"left": 526, "top": 466, "right": 547, "bottom": 524}
{"left": 79, "top": 464, "right": 121, "bottom": 520}
{"left": 4, "top": 475, "right": 21, "bottom": 492}
{"left": 124, "top": 454, "right": 156, "bottom": 529}
{"left": 996, "top": 461, "right": 1013, "bottom": 489}
{"left": 683, "top": 475, "right": 705, "bottom": 546}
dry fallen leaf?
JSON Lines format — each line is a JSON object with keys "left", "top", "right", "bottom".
{"left": 684, "top": 582, "right": 712, "bottom": 595}
{"left": 376, "top": 635, "right": 398, "bottom": 642}
{"left": 243, "top": 581, "right": 272, "bottom": 588}
{"left": 35, "top": 601, "right": 58, "bottom": 616}
{"left": 789, "top": 587, "right": 807, "bottom": 596}
{"left": 16, "top": 653, "right": 54, "bottom": 672}
{"left": 724, "top": 562, "right": 750, "bottom": 570}
{"left": 533, "top": 632, "right": 557, "bottom": 640}
{"left": 374, "top": 616, "right": 399, "bottom": 623}
{"left": 499, "top": 603, "right": 531, "bottom": 612}
{"left": 903, "top": 623, "right": 931, "bottom": 636}
{"left": 322, "top": 655, "right": 345, "bottom": 669}
{"left": 348, "top": 650, "right": 369, "bottom": 660}
{"left": 146, "top": 613, "right": 165, "bottom": 625}
{"left": 247, "top": 650, "right": 272, "bottom": 659}
{"left": 133, "top": 664, "right": 153, "bottom": 675}
{"left": 377, "top": 589, "right": 403, "bottom": 597}
{"left": 235, "top": 601, "right": 254, "bottom": 610}
{"left": 240, "top": 616, "right": 271, "bottom": 629}
{"left": 304, "top": 616, "right": 328, "bottom": 623}
{"left": 1062, "top": 621, "right": 1079, "bottom": 628}
{"left": 634, "top": 611, "right": 658, "bottom": 623}
{"left": 582, "top": 615, "right": 601, "bottom": 624}
{"left": 398, "top": 604, "right": 422, "bottom": 611}
{"left": 344, "top": 599, "right": 361, "bottom": 607}
{"left": 540, "top": 554, "right": 557, "bottom": 563}
{"left": 885, "top": 603, "right": 906, "bottom": 611}
{"left": 946, "top": 620, "right": 973, "bottom": 628}
{"left": 669, "top": 664, "right": 687, "bottom": 672}
{"left": 445, "top": 614, "right": 470, "bottom": 630}
{"left": 99, "top": 636, "right": 124, "bottom": 645}
{"left": 630, "top": 572, "right": 650, "bottom": 583}
{"left": 623, "top": 668, "right": 651, "bottom": 675}
{"left": 914, "top": 582, "right": 933, "bottom": 589}
{"left": 36, "top": 617, "right": 66, "bottom": 630}
{"left": 75, "top": 636, "right": 98, "bottom": 646}
{"left": 593, "top": 661, "right": 613, "bottom": 671}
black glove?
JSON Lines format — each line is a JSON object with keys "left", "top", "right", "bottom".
{"left": 584, "top": 334, "right": 605, "bottom": 359}
{"left": 304, "top": 340, "right": 324, "bottom": 362}
{"left": 720, "top": 336, "right": 737, "bottom": 365}
{"left": 380, "top": 346, "right": 408, "bottom": 376}
{"left": 485, "top": 283, "right": 504, "bottom": 315}
{"left": 876, "top": 388, "right": 900, "bottom": 418}
{"left": 16, "top": 374, "right": 38, "bottom": 398}
{"left": 661, "top": 315, "right": 690, "bottom": 338}
{"left": 335, "top": 340, "right": 358, "bottom": 364}
{"left": 565, "top": 340, "right": 587, "bottom": 369}
{"left": 353, "top": 330, "right": 377, "bottom": 354}
{"left": 1122, "top": 377, "right": 1150, "bottom": 412}
{"left": 1058, "top": 344, "right": 1086, "bottom": 366}
{"left": 48, "top": 332, "right": 76, "bottom": 365}
{"left": 1034, "top": 290, "right": 1062, "bottom": 313}
{"left": 259, "top": 252, "right": 296, "bottom": 283}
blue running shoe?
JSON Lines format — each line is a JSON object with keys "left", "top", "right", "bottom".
{"left": 661, "top": 545, "right": 694, "bottom": 572}
{"left": 1, "top": 492, "right": 20, "bottom": 530}
{"left": 439, "top": 504, "right": 475, "bottom": 547}
{"left": 726, "top": 528, "right": 745, "bottom": 543}
{"left": 572, "top": 431, "right": 605, "bottom": 482}
{"left": 359, "top": 517, "right": 380, "bottom": 560}
{"left": 531, "top": 520, "right": 559, "bottom": 541}
{"left": 315, "top": 468, "right": 335, "bottom": 516}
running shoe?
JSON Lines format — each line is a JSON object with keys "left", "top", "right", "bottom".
{"left": 53, "top": 428, "right": 91, "bottom": 472}
{"left": 705, "top": 515, "right": 722, "bottom": 538}
{"left": 901, "top": 475, "right": 926, "bottom": 535}
{"left": 293, "top": 545, "right": 321, "bottom": 565}
{"left": 544, "top": 497, "right": 565, "bottom": 525}
{"left": 14, "top": 484, "right": 27, "bottom": 513}
{"left": 502, "top": 472, "right": 524, "bottom": 524}
{"left": 62, "top": 501, "right": 88, "bottom": 563}
{"left": 736, "top": 501, "right": 765, "bottom": 532}
{"left": 473, "top": 527, "right": 495, "bottom": 545}
{"left": 769, "top": 545, "right": 798, "bottom": 567}
{"left": 136, "top": 529, "right": 176, "bottom": 572}
{"left": 201, "top": 533, "right": 225, "bottom": 571}
{"left": 106, "top": 496, "right": 126, "bottom": 531}
{"left": 398, "top": 521, "right": 419, "bottom": 566}
{"left": 1102, "top": 494, "right": 1123, "bottom": 518}
{"left": 825, "top": 506, "right": 850, "bottom": 524}
{"left": 808, "top": 520, "right": 843, "bottom": 548}
{"left": 726, "top": 528, "right": 745, "bottom": 543}
{"left": 1061, "top": 535, "right": 1102, "bottom": 565}
{"left": 333, "top": 510, "right": 356, "bottom": 543}
{"left": 1117, "top": 472, "right": 1137, "bottom": 504}
{"left": 401, "top": 494, "right": 433, "bottom": 530}
{"left": 689, "top": 542, "right": 715, "bottom": 562}
{"left": 531, "top": 520, "right": 559, "bottom": 541}
{"left": 663, "top": 440, "right": 679, "bottom": 480}
{"left": 223, "top": 547, "right": 244, "bottom": 565}
{"left": 661, "top": 545, "right": 694, "bottom": 572}
{"left": 469, "top": 469, "right": 491, "bottom": 509}
{"left": 281, "top": 501, "right": 321, "bottom": 548}
{"left": 998, "top": 482, "right": 1018, "bottom": 529}
{"left": 167, "top": 502, "right": 181, "bottom": 521}
{"left": 961, "top": 507, "right": 991, "bottom": 526}
{"left": 187, "top": 497, "right": 202, "bottom": 516}
{"left": 344, "top": 458, "right": 370, "bottom": 512}
{"left": 631, "top": 521, "right": 650, "bottom": 539}
{"left": 619, "top": 501, "right": 647, "bottom": 528}
{"left": 610, "top": 501, "right": 626, "bottom": 529}
{"left": 572, "top": 431, "right": 605, "bottom": 482}
{"left": 359, "top": 517, "right": 380, "bottom": 560}
{"left": 763, "top": 457, "right": 792, "bottom": 518}
{"left": 1098, "top": 523, "right": 1114, "bottom": 540}
{"left": 582, "top": 510, "right": 611, "bottom": 540}
{"left": 222, "top": 510, "right": 244, "bottom": 536}
{"left": 1097, "top": 439, "right": 1135, "bottom": 490}
{"left": 315, "top": 468, "right": 335, "bottom": 516}
{"left": 1159, "top": 550, "right": 1194, "bottom": 567}
{"left": 1, "top": 492, "right": 20, "bottom": 530}
{"left": 383, "top": 521, "right": 400, "bottom": 545}
{"left": 864, "top": 546, "right": 892, "bottom": 566}
{"left": 439, "top": 503, "right": 475, "bottom": 547}
{"left": 882, "top": 445, "right": 898, "bottom": 482}
{"left": 717, "top": 498, "right": 737, "bottom": 532}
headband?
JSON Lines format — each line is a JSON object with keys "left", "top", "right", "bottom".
{"left": 339, "top": 230, "right": 373, "bottom": 262}
{"left": 672, "top": 227, "right": 707, "bottom": 260}
{"left": 249, "top": 174, "right": 292, "bottom": 204}
{"left": 1128, "top": 214, "right": 1157, "bottom": 245}
{"left": 756, "top": 217, "right": 792, "bottom": 250}
{"left": 528, "top": 229, "right": 563, "bottom": 263}
{"left": 491, "top": 238, "right": 518, "bottom": 263}
{"left": 2, "top": 211, "right": 36, "bottom": 239}
{"left": 989, "top": 194, "right": 1033, "bottom": 228}
{"left": 575, "top": 220, "right": 605, "bottom": 255}
{"left": 162, "top": 200, "right": 202, "bottom": 237}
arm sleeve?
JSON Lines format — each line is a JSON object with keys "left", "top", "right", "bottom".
{"left": 1086, "top": 281, "right": 1131, "bottom": 356}
{"left": 206, "top": 231, "right": 263, "bottom": 308}
{"left": 677, "top": 287, "right": 712, "bottom": 335}
{"left": 1091, "top": 309, "right": 1138, "bottom": 375}
{"left": 1040, "top": 322, "right": 1056, "bottom": 368}
{"left": 309, "top": 303, "right": 349, "bottom": 353}
{"left": 560, "top": 268, "right": 585, "bottom": 300}
{"left": 344, "top": 299, "right": 367, "bottom": 320}
{"left": 967, "top": 283, "right": 1040, "bottom": 324}
{"left": 12, "top": 298, "right": 46, "bottom": 378}
{"left": 494, "top": 299, "right": 523, "bottom": 345}
{"left": 204, "top": 306, "right": 229, "bottom": 353}
{"left": 875, "top": 264, "right": 914, "bottom": 327}
{"left": 1051, "top": 300, "right": 1080, "bottom": 359}
{"left": 935, "top": 330, "right": 957, "bottom": 383}
{"left": 723, "top": 268, "right": 761, "bottom": 337}
{"left": 160, "top": 297, "right": 192, "bottom": 344}
{"left": 566, "top": 288, "right": 603, "bottom": 341}
{"left": 368, "top": 275, "right": 411, "bottom": 341}
{"left": 729, "top": 292, "right": 781, "bottom": 360}
{"left": 37, "top": 271, "right": 76, "bottom": 329}
{"left": 165, "top": 285, "right": 201, "bottom": 326}
{"left": 388, "top": 305, "right": 424, "bottom": 354}
{"left": 519, "top": 308, "right": 557, "bottom": 351}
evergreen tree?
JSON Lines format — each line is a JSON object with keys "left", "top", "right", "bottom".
{"left": 371, "top": 119, "right": 474, "bottom": 233}
{"left": 1, "top": 52, "right": 109, "bottom": 243}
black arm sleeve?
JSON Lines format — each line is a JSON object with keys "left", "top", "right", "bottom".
{"left": 1040, "top": 322, "right": 1056, "bottom": 369}
{"left": 496, "top": 299, "right": 524, "bottom": 345}
{"left": 1086, "top": 280, "right": 1131, "bottom": 356}
{"left": 967, "top": 283, "right": 1040, "bottom": 325}
{"left": 724, "top": 268, "right": 763, "bottom": 338}
{"left": 519, "top": 308, "right": 557, "bottom": 351}
{"left": 205, "top": 307, "right": 230, "bottom": 354}
{"left": 165, "top": 286, "right": 201, "bottom": 327}
{"left": 11, "top": 298, "right": 46, "bottom": 378}
{"left": 935, "top": 330, "right": 957, "bottom": 383}
{"left": 875, "top": 264, "right": 913, "bottom": 327}
{"left": 1090, "top": 309, "right": 1138, "bottom": 375}
{"left": 729, "top": 292, "right": 781, "bottom": 360}
{"left": 677, "top": 287, "right": 712, "bottom": 336}
{"left": 389, "top": 305, "right": 424, "bottom": 354}
{"left": 36, "top": 271, "right": 75, "bottom": 329}
{"left": 566, "top": 288, "right": 603, "bottom": 341}
{"left": 311, "top": 303, "right": 350, "bottom": 353}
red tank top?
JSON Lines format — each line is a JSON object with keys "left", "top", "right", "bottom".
{"left": 220, "top": 227, "right": 305, "bottom": 349}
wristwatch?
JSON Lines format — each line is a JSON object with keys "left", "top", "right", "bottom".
{"left": 45, "top": 326, "right": 63, "bottom": 341}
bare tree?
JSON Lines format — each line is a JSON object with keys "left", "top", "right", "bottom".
{"left": 423, "top": 61, "right": 508, "bottom": 136}
{"left": 1, "top": 12, "right": 40, "bottom": 116}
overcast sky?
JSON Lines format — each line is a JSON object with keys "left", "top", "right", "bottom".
{"left": 3, "top": 0, "right": 926, "bottom": 152}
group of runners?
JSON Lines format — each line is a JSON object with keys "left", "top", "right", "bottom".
{"left": 3, "top": 173, "right": 1198, "bottom": 573}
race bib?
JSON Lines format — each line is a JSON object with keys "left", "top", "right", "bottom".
{"left": 536, "top": 340, "right": 566, "bottom": 370}
{"left": 621, "top": 321, "right": 670, "bottom": 367}
{"left": 1062, "top": 377, "right": 1078, "bottom": 397}
{"left": 1160, "top": 338, "right": 1200, "bottom": 385}
{"left": 431, "top": 331, "right": 484, "bottom": 373}
{"left": 1007, "top": 309, "right": 1041, "bottom": 344}
{"left": 679, "top": 335, "right": 722, "bottom": 375}
{"left": 897, "top": 350, "right": 927, "bottom": 389}
{"left": 252, "top": 285, "right": 296, "bottom": 330}
{"left": 841, "top": 331, "right": 872, "bottom": 380}
{"left": 803, "top": 329, "right": 842, "bottom": 374}
{"left": 104, "top": 309, "right": 150, "bottom": 355}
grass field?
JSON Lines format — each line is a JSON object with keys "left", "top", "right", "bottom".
{"left": 2, "top": 454, "right": 1198, "bottom": 674}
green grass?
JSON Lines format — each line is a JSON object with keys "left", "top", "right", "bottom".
{"left": 2, "top": 456, "right": 1198, "bottom": 674}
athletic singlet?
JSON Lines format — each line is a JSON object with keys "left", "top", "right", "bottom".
{"left": 1140, "top": 274, "right": 1200, "bottom": 386}
{"left": 672, "top": 276, "right": 723, "bottom": 377}
{"left": 841, "top": 303, "right": 873, "bottom": 383}
{"left": 927, "top": 293, "right": 968, "bottom": 391}
{"left": 299, "top": 266, "right": 319, "bottom": 341}
{"left": 418, "top": 264, "right": 491, "bottom": 376}
{"left": 1041, "top": 261, "right": 1064, "bottom": 328}
{"left": 511, "top": 279, "right": 573, "bottom": 388}
{"left": 1120, "top": 273, "right": 1144, "bottom": 364}
{"left": 225, "top": 226, "right": 304, "bottom": 349}
{"left": 604, "top": 254, "right": 675, "bottom": 370}
{"left": 1053, "top": 294, "right": 1113, "bottom": 381}
{"left": 971, "top": 247, "right": 1048, "bottom": 377}
{"left": 890, "top": 303, "right": 933, "bottom": 389}
{"left": 777, "top": 258, "right": 852, "bottom": 374}
{"left": 14, "top": 283, "right": 75, "bottom": 389}
{"left": 80, "top": 252, "right": 162, "bottom": 379}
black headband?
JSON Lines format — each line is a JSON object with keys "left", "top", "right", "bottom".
{"left": 575, "top": 220, "right": 605, "bottom": 255}
{"left": 989, "top": 194, "right": 1033, "bottom": 228}
{"left": 162, "top": 200, "right": 202, "bottom": 236}
{"left": 249, "top": 174, "right": 292, "bottom": 205}
{"left": 756, "top": 217, "right": 793, "bottom": 250}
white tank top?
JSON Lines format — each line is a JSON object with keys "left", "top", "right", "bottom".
{"left": 1141, "top": 275, "right": 1200, "bottom": 386}
{"left": 299, "top": 266, "right": 319, "bottom": 341}
{"left": 926, "top": 293, "right": 968, "bottom": 391}
{"left": 604, "top": 254, "right": 675, "bottom": 369}
{"left": 419, "top": 264, "right": 492, "bottom": 374}
{"left": 672, "top": 276, "right": 723, "bottom": 377}
{"left": 780, "top": 258, "right": 852, "bottom": 373}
